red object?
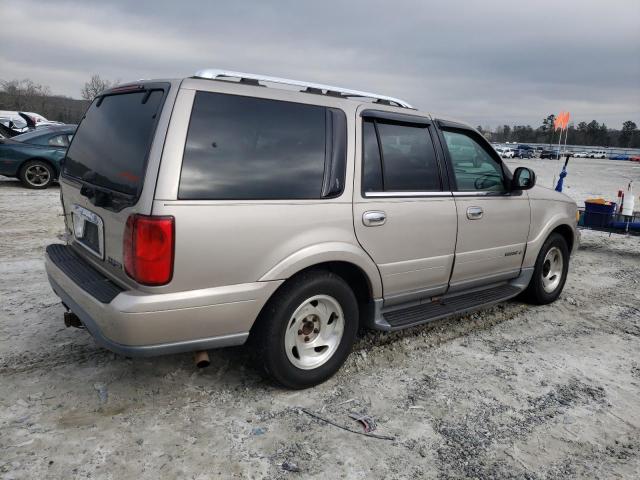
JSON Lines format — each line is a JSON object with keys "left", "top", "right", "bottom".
{"left": 618, "top": 190, "right": 624, "bottom": 214}
{"left": 108, "top": 84, "right": 144, "bottom": 94}
{"left": 630, "top": 155, "right": 640, "bottom": 162}
{"left": 123, "top": 214, "right": 174, "bottom": 285}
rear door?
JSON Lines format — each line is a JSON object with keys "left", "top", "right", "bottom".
{"left": 436, "top": 121, "right": 530, "bottom": 291}
{"left": 353, "top": 109, "right": 457, "bottom": 304}
{"left": 59, "top": 82, "right": 175, "bottom": 286}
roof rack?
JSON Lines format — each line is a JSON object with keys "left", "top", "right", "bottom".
{"left": 193, "top": 69, "right": 413, "bottom": 109}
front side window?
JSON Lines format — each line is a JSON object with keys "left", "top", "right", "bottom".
{"left": 442, "top": 130, "right": 506, "bottom": 192}
{"left": 179, "top": 92, "right": 329, "bottom": 200}
{"left": 362, "top": 119, "right": 441, "bottom": 193}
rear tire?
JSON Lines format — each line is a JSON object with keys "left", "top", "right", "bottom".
{"left": 19, "top": 160, "right": 54, "bottom": 189}
{"left": 252, "top": 270, "right": 359, "bottom": 389}
{"left": 523, "top": 233, "right": 569, "bottom": 304}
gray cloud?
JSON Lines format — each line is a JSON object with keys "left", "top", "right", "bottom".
{"left": 1, "top": 0, "right": 638, "bottom": 127}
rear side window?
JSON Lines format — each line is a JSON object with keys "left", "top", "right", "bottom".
{"left": 48, "top": 134, "right": 69, "bottom": 147}
{"left": 362, "top": 119, "right": 441, "bottom": 193}
{"left": 179, "top": 92, "right": 342, "bottom": 200}
{"left": 362, "top": 121, "right": 383, "bottom": 192}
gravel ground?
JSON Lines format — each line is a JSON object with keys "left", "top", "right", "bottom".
{"left": 1, "top": 157, "right": 639, "bottom": 479}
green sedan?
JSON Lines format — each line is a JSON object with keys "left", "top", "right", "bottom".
{"left": 0, "top": 125, "right": 76, "bottom": 189}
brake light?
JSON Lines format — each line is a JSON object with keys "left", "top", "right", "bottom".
{"left": 123, "top": 214, "right": 174, "bottom": 285}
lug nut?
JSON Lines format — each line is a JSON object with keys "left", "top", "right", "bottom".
{"left": 314, "top": 328, "right": 319, "bottom": 333}
{"left": 298, "top": 329, "right": 303, "bottom": 335}
{"left": 304, "top": 336, "right": 310, "bottom": 342}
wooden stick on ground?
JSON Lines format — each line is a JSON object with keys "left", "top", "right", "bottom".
{"left": 298, "top": 407, "right": 396, "bottom": 441}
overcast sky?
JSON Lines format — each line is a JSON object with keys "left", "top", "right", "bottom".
{"left": 1, "top": 0, "right": 638, "bottom": 128}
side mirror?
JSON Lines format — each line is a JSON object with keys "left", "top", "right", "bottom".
{"left": 511, "top": 167, "right": 536, "bottom": 190}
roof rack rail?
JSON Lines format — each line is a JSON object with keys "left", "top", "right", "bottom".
{"left": 193, "top": 69, "right": 413, "bottom": 109}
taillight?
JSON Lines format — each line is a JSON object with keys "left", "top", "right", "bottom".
{"left": 123, "top": 214, "right": 174, "bottom": 285}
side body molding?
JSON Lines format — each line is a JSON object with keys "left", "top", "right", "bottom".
{"left": 259, "top": 242, "right": 383, "bottom": 299}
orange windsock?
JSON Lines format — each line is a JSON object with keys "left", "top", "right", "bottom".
{"left": 554, "top": 113, "right": 563, "bottom": 130}
{"left": 562, "top": 111, "right": 570, "bottom": 129}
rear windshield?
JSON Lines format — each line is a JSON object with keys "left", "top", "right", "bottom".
{"left": 63, "top": 87, "right": 167, "bottom": 196}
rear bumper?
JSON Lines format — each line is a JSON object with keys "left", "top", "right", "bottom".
{"left": 45, "top": 244, "right": 282, "bottom": 357}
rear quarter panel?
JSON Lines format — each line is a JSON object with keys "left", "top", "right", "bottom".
{"left": 153, "top": 80, "right": 383, "bottom": 297}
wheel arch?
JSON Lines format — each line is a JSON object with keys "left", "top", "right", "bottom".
{"left": 259, "top": 242, "right": 383, "bottom": 299}
{"left": 252, "top": 242, "right": 382, "bottom": 330}
{"left": 550, "top": 223, "right": 575, "bottom": 253}
{"left": 254, "top": 255, "right": 381, "bottom": 336}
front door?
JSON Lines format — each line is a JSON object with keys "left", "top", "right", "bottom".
{"left": 437, "top": 124, "right": 530, "bottom": 291}
{"left": 353, "top": 110, "right": 457, "bottom": 305}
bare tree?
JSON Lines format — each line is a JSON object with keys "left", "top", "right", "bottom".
{"left": 0, "top": 78, "right": 88, "bottom": 124}
{"left": 81, "top": 74, "right": 117, "bottom": 101}
{"left": 0, "top": 79, "right": 51, "bottom": 110}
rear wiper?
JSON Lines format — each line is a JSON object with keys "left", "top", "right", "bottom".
{"left": 77, "top": 178, "right": 136, "bottom": 212}
{"left": 80, "top": 183, "right": 114, "bottom": 208}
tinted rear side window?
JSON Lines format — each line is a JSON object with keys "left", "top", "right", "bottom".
{"left": 63, "top": 88, "right": 166, "bottom": 196}
{"left": 179, "top": 92, "right": 327, "bottom": 200}
{"left": 362, "top": 120, "right": 383, "bottom": 192}
{"left": 362, "top": 119, "right": 441, "bottom": 192}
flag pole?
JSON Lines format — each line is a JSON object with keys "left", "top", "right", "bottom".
{"left": 557, "top": 123, "right": 563, "bottom": 160}
{"left": 563, "top": 113, "right": 571, "bottom": 156}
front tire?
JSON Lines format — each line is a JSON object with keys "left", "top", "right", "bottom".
{"left": 252, "top": 270, "right": 359, "bottom": 389}
{"left": 19, "top": 160, "right": 55, "bottom": 189}
{"left": 523, "top": 233, "right": 569, "bottom": 304}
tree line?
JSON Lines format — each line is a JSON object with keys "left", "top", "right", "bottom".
{"left": 1, "top": 77, "right": 638, "bottom": 148}
{"left": 478, "top": 114, "right": 640, "bottom": 148}
{"left": 0, "top": 75, "right": 115, "bottom": 125}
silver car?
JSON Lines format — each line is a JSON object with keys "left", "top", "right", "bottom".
{"left": 45, "top": 70, "right": 578, "bottom": 388}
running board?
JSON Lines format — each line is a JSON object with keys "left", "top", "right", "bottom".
{"left": 373, "top": 283, "right": 523, "bottom": 331}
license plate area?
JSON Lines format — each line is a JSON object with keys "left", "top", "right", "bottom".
{"left": 71, "top": 204, "right": 104, "bottom": 259}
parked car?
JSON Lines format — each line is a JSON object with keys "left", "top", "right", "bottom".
{"left": 539, "top": 148, "right": 560, "bottom": 159}
{"left": 0, "top": 117, "right": 29, "bottom": 138}
{"left": 588, "top": 150, "right": 607, "bottom": 159}
{"left": 573, "top": 151, "right": 590, "bottom": 158}
{"left": 45, "top": 70, "right": 578, "bottom": 388}
{"left": 0, "top": 125, "right": 76, "bottom": 188}
{"left": 630, "top": 155, "right": 640, "bottom": 162}
{"left": 609, "top": 154, "right": 630, "bottom": 160}
{"left": 0, "top": 110, "right": 49, "bottom": 126}
{"left": 513, "top": 145, "right": 534, "bottom": 158}
{"left": 496, "top": 147, "right": 515, "bottom": 158}
{"left": 0, "top": 112, "right": 63, "bottom": 138}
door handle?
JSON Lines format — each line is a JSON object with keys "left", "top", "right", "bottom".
{"left": 363, "top": 210, "right": 387, "bottom": 227}
{"left": 466, "top": 206, "right": 483, "bottom": 220}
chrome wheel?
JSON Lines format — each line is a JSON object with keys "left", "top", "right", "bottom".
{"left": 25, "top": 164, "right": 51, "bottom": 187}
{"left": 284, "top": 294, "right": 344, "bottom": 370}
{"left": 541, "top": 246, "right": 563, "bottom": 293}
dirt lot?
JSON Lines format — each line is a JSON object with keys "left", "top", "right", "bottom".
{"left": 1, "top": 158, "right": 639, "bottom": 479}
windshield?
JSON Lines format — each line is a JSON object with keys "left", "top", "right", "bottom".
{"left": 63, "top": 87, "right": 167, "bottom": 196}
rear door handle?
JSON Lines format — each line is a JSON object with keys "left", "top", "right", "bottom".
{"left": 363, "top": 210, "right": 387, "bottom": 226}
{"left": 467, "top": 206, "right": 483, "bottom": 220}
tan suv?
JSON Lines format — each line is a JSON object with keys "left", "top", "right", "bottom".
{"left": 45, "top": 70, "right": 578, "bottom": 388}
